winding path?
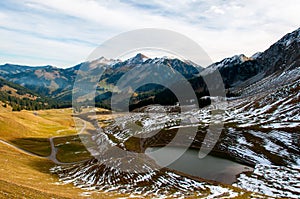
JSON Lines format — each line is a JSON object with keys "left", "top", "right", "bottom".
{"left": 0, "top": 117, "right": 88, "bottom": 165}
{"left": 47, "top": 118, "right": 87, "bottom": 164}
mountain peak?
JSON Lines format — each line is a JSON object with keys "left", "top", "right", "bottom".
{"left": 126, "top": 53, "right": 149, "bottom": 64}
{"left": 88, "top": 56, "right": 121, "bottom": 69}
{"left": 135, "top": 53, "right": 148, "bottom": 59}
{"left": 277, "top": 27, "right": 300, "bottom": 47}
{"left": 237, "top": 54, "right": 250, "bottom": 61}
{"left": 211, "top": 54, "right": 250, "bottom": 69}
{"left": 42, "top": 65, "right": 56, "bottom": 69}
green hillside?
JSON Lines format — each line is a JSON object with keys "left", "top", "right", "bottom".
{"left": 0, "top": 78, "right": 60, "bottom": 111}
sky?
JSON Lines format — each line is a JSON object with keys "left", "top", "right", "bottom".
{"left": 0, "top": 0, "right": 299, "bottom": 68}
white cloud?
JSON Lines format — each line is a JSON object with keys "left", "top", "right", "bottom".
{"left": 0, "top": 0, "right": 299, "bottom": 68}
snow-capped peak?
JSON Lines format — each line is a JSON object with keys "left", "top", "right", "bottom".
{"left": 212, "top": 54, "right": 250, "bottom": 69}
{"left": 126, "top": 53, "right": 149, "bottom": 64}
{"left": 88, "top": 56, "right": 120, "bottom": 69}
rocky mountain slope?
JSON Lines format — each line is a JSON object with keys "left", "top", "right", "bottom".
{"left": 204, "top": 27, "right": 300, "bottom": 92}
{"left": 0, "top": 64, "right": 75, "bottom": 97}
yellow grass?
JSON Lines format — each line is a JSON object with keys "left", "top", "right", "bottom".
{"left": 0, "top": 108, "right": 127, "bottom": 198}
{"left": 0, "top": 109, "right": 76, "bottom": 140}
{"left": 0, "top": 141, "right": 119, "bottom": 198}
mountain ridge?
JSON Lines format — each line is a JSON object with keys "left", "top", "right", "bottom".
{"left": 0, "top": 27, "right": 299, "bottom": 109}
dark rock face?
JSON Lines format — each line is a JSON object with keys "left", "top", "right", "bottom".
{"left": 214, "top": 58, "right": 260, "bottom": 88}
{"left": 223, "top": 30, "right": 299, "bottom": 95}
{"left": 203, "top": 28, "right": 300, "bottom": 91}
{"left": 256, "top": 28, "right": 300, "bottom": 76}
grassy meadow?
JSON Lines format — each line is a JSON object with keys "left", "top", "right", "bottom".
{"left": 0, "top": 108, "right": 124, "bottom": 198}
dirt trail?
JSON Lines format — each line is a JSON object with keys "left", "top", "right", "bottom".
{"left": 48, "top": 118, "right": 87, "bottom": 165}
{"left": 0, "top": 117, "right": 88, "bottom": 165}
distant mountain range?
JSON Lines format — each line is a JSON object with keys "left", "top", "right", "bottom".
{"left": 0, "top": 27, "right": 299, "bottom": 110}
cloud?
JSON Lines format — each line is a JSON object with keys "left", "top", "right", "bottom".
{"left": 0, "top": 0, "right": 299, "bottom": 68}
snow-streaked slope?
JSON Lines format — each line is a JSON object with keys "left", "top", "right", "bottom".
{"left": 51, "top": 72, "right": 300, "bottom": 197}
{"left": 61, "top": 63, "right": 299, "bottom": 196}
{"left": 234, "top": 164, "right": 300, "bottom": 199}
{"left": 51, "top": 152, "right": 263, "bottom": 198}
